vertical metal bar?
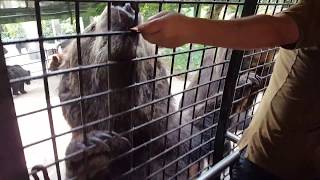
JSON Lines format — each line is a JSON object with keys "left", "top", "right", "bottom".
{"left": 254, "top": 0, "right": 260, "bottom": 15}
{"left": 280, "top": 0, "right": 286, "bottom": 11}
{"left": 169, "top": 2, "right": 183, "bottom": 176}
{"left": 74, "top": 2, "right": 89, "bottom": 179}
{"left": 107, "top": 2, "right": 135, "bottom": 178}
{"left": 150, "top": 3, "right": 162, "bottom": 108}
{"left": 186, "top": 3, "right": 201, "bottom": 178}
{"left": 162, "top": 52, "right": 176, "bottom": 178}
{"left": 34, "top": 1, "right": 62, "bottom": 179}
{"left": 147, "top": 2, "right": 162, "bottom": 177}
{"left": 0, "top": 40, "right": 29, "bottom": 180}
{"left": 189, "top": 39, "right": 206, "bottom": 178}
{"left": 206, "top": 3, "right": 231, "bottom": 166}
{"left": 132, "top": 2, "right": 139, "bottom": 179}
{"left": 196, "top": 3, "right": 219, "bottom": 173}
{"left": 107, "top": 2, "right": 112, "bottom": 132}
{"left": 162, "top": 4, "right": 180, "bottom": 178}
{"left": 75, "top": 1, "right": 86, "bottom": 137}
{"left": 131, "top": 2, "right": 140, "bottom": 179}
{"left": 264, "top": 0, "right": 272, "bottom": 14}
{"left": 175, "top": 2, "right": 201, "bottom": 174}
{"left": 211, "top": 0, "right": 258, "bottom": 173}
{"left": 272, "top": 0, "right": 280, "bottom": 15}
{"left": 201, "top": 47, "right": 219, "bottom": 169}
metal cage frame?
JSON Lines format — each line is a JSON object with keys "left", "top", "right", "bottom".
{"left": 0, "top": 0, "right": 298, "bottom": 180}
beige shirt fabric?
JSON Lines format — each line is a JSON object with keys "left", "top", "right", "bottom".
{"left": 238, "top": 0, "right": 320, "bottom": 179}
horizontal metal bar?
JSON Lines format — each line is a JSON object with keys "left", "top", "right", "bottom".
{"left": 242, "top": 47, "right": 278, "bottom": 58}
{"left": 257, "top": 2, "right": 296, "bottom": 5}
{"left": 171, "top": 127, "right": 245, "bottom": 179}
{"left": 168, "top": 147, "right": 215, "bottom": 180}
{"left": 197, "top": 150, "right": 241, "bottom": 180}
{"left": 10, "top": 46, "right": 218, "bottom": 84}
{"left": 17, "top": 58, "right": 227, "bottom": 118}
{"left": 24, "top": 87, "right": 222, "bottom": 148}
{"left": 228, "top": 114, "right": 253, "bottom": 132}
{"left": 0, "top": 9, "right": 86, "bottom": 19}
{"left": 239, "top": 61, "right": 275, "bottom": 74}
{"left": 9, "top": 60, "right": 48, "bottom": 68}
{"left": 148, "top": 138, "right": 215, "bottom": 179}
{"left": 231, "top": 95, "right": 264, "bottom": 118}
{"left": 23, "top": 71, "right": 265, "bottom": 149}
{"left": 122, "top": 128, "right": 217, "bottom": 179}
{"left": 5, "top": 50, "right": 54, "bottom": 59}
{"left": 38, "top": 0, "right": 244, "bottom": 5}
{"left": 24, "top": 66, "right": 266, "bottom": 148}
{"left": 30, "top": 112, "right": 219, "bottom": 176}
{"left": 231, "top": 74, "right": 271, "bottom": 104}
{"left": 225, "top": 131, "right": 240, "bottom": 143}
{"left": 2, "top": 31, "right": 134, "bottom": 45}
{"left": 231, "top": 83, "right": 268, "bottom": 107}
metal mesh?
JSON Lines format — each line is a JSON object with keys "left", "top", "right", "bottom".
{"left": 0, "top": 0, "right": 298, "bottom": 180}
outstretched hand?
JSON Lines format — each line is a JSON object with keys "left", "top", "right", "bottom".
{"left": 132, "top": 11, "right": 299, "bottom": 50}
{"left": 132, "top": 12, "right": 192, "bottom": 48}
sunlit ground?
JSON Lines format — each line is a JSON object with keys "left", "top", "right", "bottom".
{"left": 14, "top": 76, "right": 71, "bottom": 180}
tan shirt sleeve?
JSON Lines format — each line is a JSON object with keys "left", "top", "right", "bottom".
{"left": 281, "top": 0, "right": 320, "bottom": 49}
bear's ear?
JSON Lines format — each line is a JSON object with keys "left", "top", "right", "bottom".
{"left": 48, "top": 54, "right": 63, "bottom": 71}
{"left": 52, "top": 54, "right": 60, "bottom": 63}
{"left": 57, "top": 53, "right": 64, "bottom": 64}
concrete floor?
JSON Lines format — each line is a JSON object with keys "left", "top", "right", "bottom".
{"left": 14, "top": 76, "right": 70, "bottom": 180}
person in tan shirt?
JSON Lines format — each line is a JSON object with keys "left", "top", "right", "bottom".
{"left": 134, "top": 0, "right": 320, "bottom": 179}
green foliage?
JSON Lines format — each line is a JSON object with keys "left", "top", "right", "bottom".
{"left": 42, "top": 20, "right": 54, "bottom": 37}
{"left": 60, "top": 18, "right": 76, "bottom": 35}
{"left": 140, "top": 3, "right": 160, "bottom": 20}
{"left": 0, "top": 23, "right": 26, "bottom": 41}
{"left": 85, "top": 3, "right": 105, "bottom": 17}
{"left": 162, "top": 3, "right": 179, "bottom": 12}
{"left": 42, "top": 18, "right": 76, "bottom": 37}
{"left": 160, "top": 44, "right": 205, "bottom": 74}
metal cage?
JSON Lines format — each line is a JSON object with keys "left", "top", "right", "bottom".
{"left": 0, "top": 0, "right": 298, "bottom": 180}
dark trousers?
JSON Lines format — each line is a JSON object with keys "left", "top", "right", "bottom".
{"left": 230, "top": 149, "right": 281, "bottom": 180}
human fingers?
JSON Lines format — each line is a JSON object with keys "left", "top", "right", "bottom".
{"left": 142, "top": 32, "right": 181, "bottom": 48}
{"left": 131, "top": 12, "right": 171, "bottom": 33}
{"left": 148, "top": 11, "right": 170, "bottom": 21}
{"left": 141, "top": 31, "right": 164, "bottom": 45}
{"left": 134, "top": 19, "right": 163, "bottom": 34}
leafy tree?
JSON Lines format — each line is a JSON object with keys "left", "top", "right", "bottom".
{"left": 84, "top": 3, "right": 105, "bottom": 17}
{"left": 0, "top": 23, "right": 26, "bottom": 41}
{"left": 60, "top": 18, "right": 76, "bottom": 35}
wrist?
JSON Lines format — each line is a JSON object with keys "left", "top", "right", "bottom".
{"left": 181, "top": 16, "right": 197, "bottom": 44}
{"left": 184, "top": 17, "right": 205, "bottom": 44}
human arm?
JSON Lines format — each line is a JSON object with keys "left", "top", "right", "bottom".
{"left": 134, "top": 12, "right": 299, "bottom": 49}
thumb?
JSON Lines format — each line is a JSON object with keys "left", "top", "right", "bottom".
{"left": 133, "top": 19, "right": 162, "bottom": 34}
{"left": 148, "top": 11, "right": 170, "bottom": 21}
{"left": 131, "top": 11, "right": 170, "bottom": 33}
